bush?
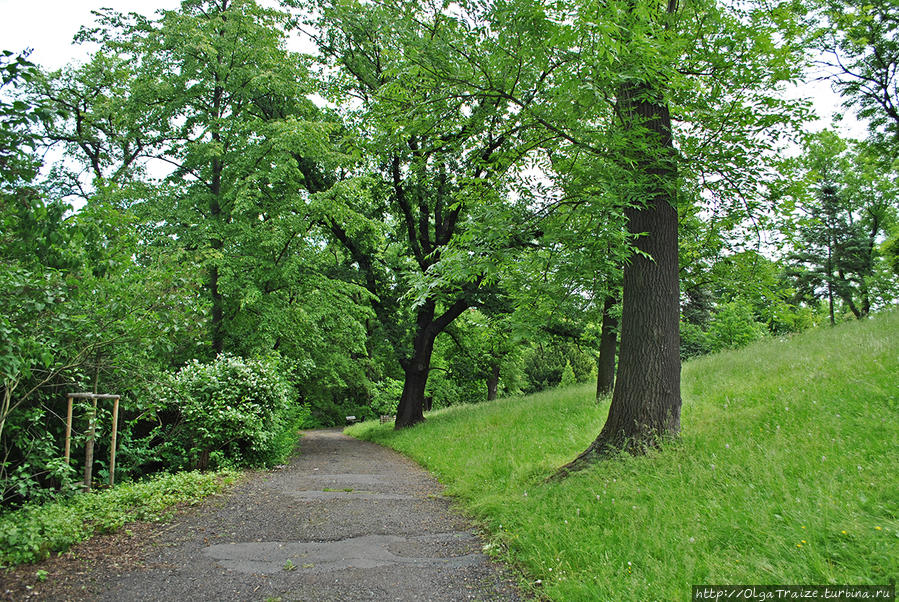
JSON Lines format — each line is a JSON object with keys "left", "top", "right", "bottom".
{"left": 427, "top": 372, "right": 486, "bottom": 407}
{"left": 706, "top": 300, "right": 768, "bottom": 352}
{"left": 151, "top": 354, "right": 306, "bottom": 471}
{"left": 521, "top": 344, "right": 595, "bottom": 394}
{"left": 370, "top": 378, "right": 403, "bottom": 416}
{"left": 682, "top": 302, "right": 768, "bottom": 358}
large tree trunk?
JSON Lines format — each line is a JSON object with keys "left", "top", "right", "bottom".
{"left": 395, "top": 302, "right": 436, "bottom": 428}
{"left": 596, "top": 294, "right": 618, "bottom": 398}
{"left": 395, "top": 359, "right": 432, "bottom": 428}
{"left": 395, "top": 331, "right": 436, "bottom": 428}
{"left": 557, "top": 79, "right": 681, "bottom": 476}
{"left": 486, "top": 363, "right": 501, "bottom": 401}
{"left": 394, "top": 297, "right": 471, "bottom": 429}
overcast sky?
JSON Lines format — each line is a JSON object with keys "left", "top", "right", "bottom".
{"left": 0, "top": 0, "right": 865, "bottom": 139}
{"left": 0, "top": 1, "right": 179, "bottom": 69}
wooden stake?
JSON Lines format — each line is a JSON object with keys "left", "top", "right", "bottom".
{"left": 83, "top": 359, "right": 100, "bottom": 492}
{"left": 64, "top": 396, "right": 73, "bottom": 465}
{"left": 109, "top": 396, "right": 120, "bottom": 487}
{"left": 83, "top": 396, "right": 98, "bottom": 492}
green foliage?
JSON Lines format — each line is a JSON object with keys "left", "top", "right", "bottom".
{"left": 0, "top": 469, "right": 235, "bottom": 567}
{"left": 0, "top": 192, "right": 210, "bottom": 505}
{"left": 519, "top": 344, "right": 594, "bottom": 394}
{"left": 679, "top": 325, "right": 709, "bottom": 363}
{"left": 423, "top": 309, "right": 525, "bottom": 405}
{"left": 775, "top": 132, "right": 899, "bottom": 321}
{"left": 705, "top": 300, "right": 769, "bottom": 352}
{"left": 813, "top": 0, "right": 899, "bottom": 145}
{"left": 301, "top": 383, "right": 372, "bottom": 428}
{"left": 58, "top": 0, "right": 354, "bottom": 359}
{"left": 1, "top": 58, "right": 211, "bottom": 501}
{"left": 0, "top": 50, "right": 53, "bottom": 195}
{"left": 425, "top": 369, "right": 487, "bottom": 410}
{"left": 150, "top": 354, "right": 305, "bottom": 471}
{"left": 523, "top": 346, "right": 568, "bottom": 393}
{"left": 559, "top": 361, "right": 578, "bottom": 387}
{"left": 884, "top": 226, "right": 899, "bottom": 276}
{"left": 370, "top": 378, "right": 403, "bottom": 417}
{"left": 348, "top": 311, "right": 899, "bottom": 600}
{"left": 682, "top": 295, "right": 801, "bottom": 359}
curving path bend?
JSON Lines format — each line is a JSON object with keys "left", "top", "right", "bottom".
{"left": 93, "top": 429, "right": 524, "bottom": 601}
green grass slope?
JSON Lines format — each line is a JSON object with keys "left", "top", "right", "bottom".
{"left": 347, "top": 312, "right": 898, "bottom": 601}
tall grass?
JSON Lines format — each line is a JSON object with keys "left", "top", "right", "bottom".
{"left": 347, "top": 311, "right": 899, "bottom": 600}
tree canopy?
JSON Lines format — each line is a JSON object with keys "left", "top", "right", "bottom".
{"left": 1, "top": 0, "right": 898, "bottom": 504}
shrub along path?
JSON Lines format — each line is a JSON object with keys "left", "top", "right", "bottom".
{"left": 3, "top": 429, "right": 523, "bottom": 601}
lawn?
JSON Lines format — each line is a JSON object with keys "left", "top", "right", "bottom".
{"left": 347, "top": 311, "right": 899, "bottom": 600}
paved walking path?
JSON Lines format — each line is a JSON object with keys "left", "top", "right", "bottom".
{"left": 85, "top": 429, "right": 523, "bottom": 601}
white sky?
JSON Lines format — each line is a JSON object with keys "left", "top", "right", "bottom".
{"left": 0, "top": 0, "right": 867, "bottom": 139}
{"left": 0, "top": 1, "right": 181, "bottom": 69}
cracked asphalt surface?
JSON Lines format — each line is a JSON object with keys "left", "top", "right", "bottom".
{"left": 78, "top": 429, "right": 524, "bottom": 601}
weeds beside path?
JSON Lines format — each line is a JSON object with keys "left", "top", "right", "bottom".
{"left": 2, "top": 429, "right": 524, "bottom": 601}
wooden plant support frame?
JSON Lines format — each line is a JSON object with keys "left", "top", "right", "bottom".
{"left": 64, "top": 393, "right": 121, "bottom": 491}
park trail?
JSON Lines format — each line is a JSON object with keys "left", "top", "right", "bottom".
{"left": 75, "top": 429, "right": 523, "bottom": 601}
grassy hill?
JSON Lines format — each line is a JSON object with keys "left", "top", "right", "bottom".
{"left": 347, "top": 311, "right": 898, "bottom": 600}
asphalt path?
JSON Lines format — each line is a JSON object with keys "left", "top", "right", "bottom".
{"left": 92, "top": 429, "right": 524, "bottom": 601}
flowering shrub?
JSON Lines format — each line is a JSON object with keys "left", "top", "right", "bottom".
{"left": 152, "top": 354, "right": 308, "bottom": 470}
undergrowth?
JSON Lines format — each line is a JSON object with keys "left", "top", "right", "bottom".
{"left": 347, "top": 311, "right": 899, "bottom": 600}
{"left": 0, "top": 469, "right": 237, "bottom": 567}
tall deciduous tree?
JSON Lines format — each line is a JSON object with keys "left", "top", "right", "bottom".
{"left": 573, "top": 59, "right": 682, "bottom": 463}
{"left": 304, "top": 0, "right": 541, "bottom": 428}
{"left": 815, "top": 0, "right": 899, "bottom": 145}
{"left": 55, "top": 0, "right": 358, "bottom": 360}
{"left": 391, "top": 0, "right": 807, "bottom": 467}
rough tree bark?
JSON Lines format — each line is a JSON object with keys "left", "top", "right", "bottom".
{"left": 395, "top": 302, "right": 438, "bottom": 428}
{"left": 556, "top": 76, "right": 681, "bottom": 476}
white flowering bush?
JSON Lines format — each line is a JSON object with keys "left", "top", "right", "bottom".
{"left": 152, "top": 354, "right": 307, "bottom": 470}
